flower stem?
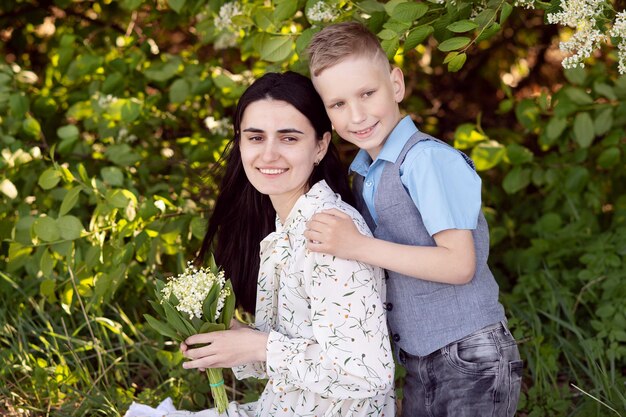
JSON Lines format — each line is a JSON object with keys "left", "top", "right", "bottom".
{"left": 206, "top": 368, "right": 228, "bottom": 414}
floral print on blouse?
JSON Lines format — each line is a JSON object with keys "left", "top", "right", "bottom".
{"left": 131, "top": 181, "right": 394, "bottom": 417}
{"left": 233, "top": 180, "right": 395, "bottom": 417}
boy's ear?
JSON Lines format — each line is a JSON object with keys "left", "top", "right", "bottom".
{"left": 390, "top": 67, "right": 405, "bottom": 103}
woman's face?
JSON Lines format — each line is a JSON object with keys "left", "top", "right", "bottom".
{"left": 239, "top": 99, "right": 330, "bottom": 221}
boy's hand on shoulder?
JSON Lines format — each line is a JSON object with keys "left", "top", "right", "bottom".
{"left": 304, "top": 209, "right": 365, "bottom": 260}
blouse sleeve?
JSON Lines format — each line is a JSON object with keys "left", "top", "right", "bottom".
{"left": 264, "top": 252, "right": 394, "bottom": 399}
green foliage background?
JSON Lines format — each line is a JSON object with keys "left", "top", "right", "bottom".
{"left": 0, "top": 0, "right": 625, "bottom": 416}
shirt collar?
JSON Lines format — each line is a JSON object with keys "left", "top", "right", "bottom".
{"left": 349, "top": 116, "right": 417, "bottom": 176}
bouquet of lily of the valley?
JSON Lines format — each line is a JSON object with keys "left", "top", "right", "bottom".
{"left": 144, "top": 256, "right": 235, "bottom": 414}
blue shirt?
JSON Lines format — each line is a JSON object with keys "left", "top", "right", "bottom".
{"left": 349, "top": 116, "right": 482, "bottom": 236}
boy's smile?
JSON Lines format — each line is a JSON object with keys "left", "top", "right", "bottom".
{"left": 312, "top": 55, "right": 405, "bottom": 160}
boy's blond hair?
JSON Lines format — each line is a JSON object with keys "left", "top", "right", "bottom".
{"left": 307, "top": 21, "right": 390, "bottom": 77}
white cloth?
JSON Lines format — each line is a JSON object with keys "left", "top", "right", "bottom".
{"left": 125, "top": 181, "right": 395, "bottom": 417}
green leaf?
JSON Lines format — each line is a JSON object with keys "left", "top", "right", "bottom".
{"left": 545, "top": 117, "right": 567, "bottom": 140}
{"left": 144, "top": 56, "right": 181, "bottom": 82}
{"left": 40, "top": 249, "right": 55, "bottom": 277}
{"left": 475, "top": 22, "right": 501, "bottom": 43}
{"left": 474, "top": 8, "right": 496, "bottom": 28}
{"left": 57, "top": 125, "right": 79, "bottom": 141}
{"left": 105, "top": 144, "right": 140, "bottom": 166}
{"left": 500, "top": 3, "right": 513, "bottom": 24}
{"left": 273, "top": 0, "right": 298, "bottom": 22}
{"left": 565, "top": 166, "right": 589, "bottom": 193}
{"left": 593, "top": 107, "right": 613, "bottom": 136}
{"left": 168, "top": 0, "right": 186, "bottom": 13}
{"left": 33, "top": 217, "right": 60, "bottom": 242}
{"left": 357, "top": 0, "right": 385, "bottom": 13}
{"left": 593, "top": 81, "right": 617, "bottom": 100}
{"left": 169, "top": 78, "right": 190, "bottom": 104}
{"left": 596, "top": 147, "right": 621, "bottom": 168}
{"left": 163, "top": 301, "right": 194, "bottom": 339}
{"left": 446, "top": 20, "right": 478, "bottom": 33}
{"left": 57, "top": 215, "right": 84, "bottom": 240}
{"left": 258, "top": 35, "right": 294, "bottom": 62}
{"left": 144, "top": 314, "right": 180, "bottom": 340}
{"left": 10, "top": 94, "right": 29, "bottom": 118}
{"left": 199, "top": 322, "right": 226, "bottom": 333}
{"left": 502, "top": 166, "right": 531, "bottom": 194}
{"left": 564, "top": 87, "right": 593, "bottom": 105}
{"left": 515, "top": 99, "right": 540, "bottom": 130}
{"left": 564, "top": 67, "right": 586, "bottom": 85}
{"left": 219, "top": 280, "right": 235, "bottom": 328}
{"left": 378, "top": 29, "right": 397, "bottom": 41}
{"left": 404, "top": 25, "right": 434, "bottom": 51}
{"left": 22, "top": 117, "right": 41, "bottom": 138}
{"left": 390, "top": 2, "right": 428, "bottom": 22}
{"left": 506, "top": 143, "right": 534, "bottom": 165}
{"left": 381, "top": 37, "right": 400, "bottom": 59}
{"left": 438, "top": 37, "right": 471, "bottom": 52}
{"left": 59, "top": 186, "right": 83, "bottom": 216}
{"left": 470, "top": 140, "right": 505, "bottom": 171}
{"left": 204, "top": 283, "right": 222, "bottom": 321}
{"left": 447, "top": 52, "right": 467, "bottom": 72}
{"left": 38, "top": 168, "right": 62, "bottom": 190}
{"left": 190, "top": 217, "right": 207, "bottom": 240}
{"left": 454, "top": 124, "right": 485, "bottom": 151}
{"left": 573, "top": 112, "right": 595, "bottom": 148}
{"left": 101, "top": 166, "right": 125, "bottom": 186}
{"left": 148, "top": 299, "right": 165, "bottom": 317}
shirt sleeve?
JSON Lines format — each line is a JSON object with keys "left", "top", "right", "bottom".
{"left": 264, "top": 252, "right": 394, "bottom": 399}
{"left": 401, "top": 143, "right": 482, "bottom": 236}
{"left": 232, "top": 360, "right": 267, "bottom": 380}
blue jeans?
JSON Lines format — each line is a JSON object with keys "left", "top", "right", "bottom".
{"left": 399, "top": 321, "right": 523, "bottom": 417}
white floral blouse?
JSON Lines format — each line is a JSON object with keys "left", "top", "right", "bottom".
{"left": 127, "top": 181, "right": 395, "bottom": 417}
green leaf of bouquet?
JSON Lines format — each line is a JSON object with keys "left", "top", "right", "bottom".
{"left": 163, "top": 301, "right": 192, "bottom": 338}
{"left": 204, "top": 283, "right": 221, "bottom": 321}
{"left": 199, "top": 322, "right": 226, "bottom": 333}
{"left": 219, "top": 280, "right": 236, "bottom": 328}
{"left": 144, "top": 314, "right": 180, "bottom": 340}
{"left": 148, "top": 300, "right": 165, "bottom": 317}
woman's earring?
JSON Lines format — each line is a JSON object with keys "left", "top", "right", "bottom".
{"left": 314, "top": 159, "right": 320, "bottom": 166}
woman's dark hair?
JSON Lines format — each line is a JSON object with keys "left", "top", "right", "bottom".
{"left": 197, "top": 71, "right": 354, "bottom": 313}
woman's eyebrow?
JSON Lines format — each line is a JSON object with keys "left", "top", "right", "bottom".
{"left": 242, "top": 127, "right": 304, "bottom": 134}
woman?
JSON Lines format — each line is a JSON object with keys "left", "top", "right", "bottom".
{"left": 126, "top": 72, "right": 395, "bottom": 417}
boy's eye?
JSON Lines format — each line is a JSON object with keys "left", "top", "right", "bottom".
{"left": 363, "top": 90, "right": 375, "bottom": 97}
{"left": 330, "top": 101, "right": 344, "bottom": 109}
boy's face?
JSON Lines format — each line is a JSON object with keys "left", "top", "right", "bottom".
{"left": 312, "top": 55, "right": 405, "bottom": 160}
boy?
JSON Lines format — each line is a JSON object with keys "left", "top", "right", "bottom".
{"left": 304, "top": 22, "right": 522, "bottom": 416}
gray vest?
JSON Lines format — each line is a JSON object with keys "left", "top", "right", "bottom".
{"left": 353, "top": 132, "right": 506, "bottom": 356}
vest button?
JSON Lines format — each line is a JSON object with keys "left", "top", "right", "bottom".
{"left": 385, "top": 302, "right": 393, "bottom": 311}
{"left": 393, "top": 333, "right": 401, "bottom": 342}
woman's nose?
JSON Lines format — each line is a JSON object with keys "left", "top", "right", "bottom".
{"left": 261, "top": 140, "right": 279, "bottom": 161}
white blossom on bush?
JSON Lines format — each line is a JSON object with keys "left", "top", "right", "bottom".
{"left": 533, "top": 0, "right": 626, "bottom": 73}
{"left": 214, "top": 2, "right": 242, "bottom": 31}
{"left": 306, "top": 1, "right": 339, "bottom": 23}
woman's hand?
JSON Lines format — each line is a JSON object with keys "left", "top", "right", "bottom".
{"left": 180, "top": 326, "right": 268, "bottom": 371}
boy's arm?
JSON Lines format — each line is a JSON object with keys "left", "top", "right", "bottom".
{"left": 304, "top": 209, "right": 476, "bottom": 285}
